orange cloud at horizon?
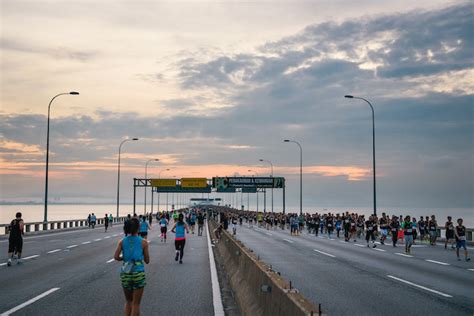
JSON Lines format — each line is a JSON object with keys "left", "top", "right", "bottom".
{"left": 0, "top": 159, "right": 371, "bottom": 181}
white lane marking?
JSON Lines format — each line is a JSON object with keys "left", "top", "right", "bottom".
{"left": 94, "top": 238, "right": 102, "bottom": 241}
{"left": 412, "top": 245, "right": 427, "bottom": 248}
{"left": 373, "top": 248, "right": 386, "bottom": 252}
{"left": 23, "top": 255, "right": 40, "bottom": 260}
{"left": 314, "top": 249, "right": 336, "bottom": 258}
{"left": 0, "top": 263, "right": 6, "bottom": 266}
{"left": 387, "top": 275, "right": 452, "bottom": 298}
{"left": 283, "top": 238, "right": 294, "bottom": 244}
{"left": 317, "top": 236, "right": 325, "bottom": 239}
{"left": 266, "top": 232, "right": 273, "bottom": 236}
{"left": 468, "top": 269, "right": 474, "bottom": 272}
{"left": 81, "top": 241, "right": 91, "bottom": 245}
{"left": 66, "top": 245, "right": 78, "bottom": 249}
{"left": 354, "top": 244, "right": 365, "bottom": 247}
{"left": 328, "top": 238, "right": 335, "bottom": 241}
{"left": 113, "top": 234, "right": 119, "bottom": 237}
{"left": 339, "top": 240, "right": 346, "bottom": 243}
{"left": 425, "top": 259, "right": 450, "bottom": 266}
{"left": 106, "top": 258, "right": 115, "bottom": 263}
{"left": 104, "top": 236, "right": 111, "bottom": 239}
{"left": 0, "top": 287, "right": 60, "bottom": 316}
{"left": 47, "top": 249, "right": 61, "bottom": 254}
{"left": 206, "top": 222, "right": 224, "bottom": 316}
{"left": 395, "top": 252, "right": 413, "bottom": 258}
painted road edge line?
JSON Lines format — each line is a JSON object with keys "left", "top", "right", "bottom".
{"left": 283, "top": 238, "right": 294, "bottom": 244}
{"left": 354, "top": 244, "right": 365, "bottom": 247}
{"left": 395, "top": 252, "right": 413, "bottom": 258}
{"left": 425, "top": 259, "right": 450, "bottom": 266}
{"left": 106, "top": 258, "right": 115, "bottom": 263}
{"left": 206, "top": 221, "right": 224, "bottom": 316}
{"left": 468, "top": 269, "right": 474, "bottom": 272}
{"left": 0, "top": 287, "right": 60, "bottom": 316}
{"left": 47, "top": 249, "right": 61, "bottom": 254}
{"left": 314, "top": 249, "right": 336, "bottom": 258}
{"left": 66, "top": 245, "right": 78, "bottom": 249}
{"left": 373, "top": 248, "right": 386, "bottom": 252}
{"left": 81, "top": 241, "right": 91, "bottom": 245}
{"left": 387, "top": 275, "right": 452, "bottom": 298}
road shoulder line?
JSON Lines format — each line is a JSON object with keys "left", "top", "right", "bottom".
{"left": 206, "top": 221, "right": 224, "bottom": 316}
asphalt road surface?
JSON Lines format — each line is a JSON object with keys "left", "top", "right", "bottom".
{"left": 0, "top": 222, "right": 216, "bottom": 316}
{"left": 234, "top": 223, "right": 474, "bottom": 316}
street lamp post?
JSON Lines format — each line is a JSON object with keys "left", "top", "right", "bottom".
{"left": 345, "top": 95, "right": 377, "bottom": 216}
{"left": 116, "top": 138, "right": 139, "bottom": 218}
{"left": 284, "top": 139, "right": 303, "bottom": 215}
{"left": 248, "top": 169, "right": 259, "bottom": 212}
{"left": 144, "top": 159, "right": 160, "bottom": 214}
{"left": 44, "top": 91, "right": 79, "bottom": 224}
{"left": 157, "top": 168, "right": 170, "bottom": 213}
{"left": 259, "top": 159, "right": 274, "bottom": 213}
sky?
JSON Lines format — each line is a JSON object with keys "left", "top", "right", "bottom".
{"left": 0, "top": 0, "right": 473, "bottom": 210}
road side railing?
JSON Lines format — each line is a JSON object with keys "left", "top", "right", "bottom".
{"left": 437, "top": 227, "right": 473, "bottom": 243}
{"left": 0, "top": 216, "right": 128, "bottom": 236}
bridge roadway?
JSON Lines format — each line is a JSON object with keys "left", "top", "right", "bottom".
{"left": 0, "top": 223, "right": 217, "bottom": 315}
{"left": 235, "top": 223, "right": 474, "bottom": 316}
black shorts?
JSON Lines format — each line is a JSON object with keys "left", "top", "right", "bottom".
{"left": 160, "top": 227, "right": 167, "bottom": 234}
{"left": 175, "top": 239, "right": 186, "bottom": 250}
{"left": 8, "top": 238, "right": 23, "bottom": 253}
{"left": 140, "top": 232, "right": 148, "bottom": 237}
{"left": 446, "top": 230, "right": 454, "bottom": 239}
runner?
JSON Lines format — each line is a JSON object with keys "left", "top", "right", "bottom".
{"left": 378, "top": 213, "right": 389, "bottom": 245}
{"left": 335, "top": 216, "right": 342, "bottom": 238}
{"left": 109, "top": 214, "right": 114, "bottom": 227}
{"left": 365, "top": 216, "right": 377, "bottom": 248}
{"left": 139, "top": 215, "right": 151, "bottom": 240}
{"left": 124, "top": 214, "right": 132, "bottom": 236}
{"left": 90, "top": 213, "right": 97, "bottom": 229}
{"left": 326, "top": 215, "right": 334, "bottom": 239}
{"left": 197, "top": 211, "right": 205, "bottom": 236}
{"left": 417, "top": 216, "right": 425, "bottom": 243}
{"left": 389, "top": 215, "right": 400, "bottom": 247}
{"left": 411, "top": 217, "right": 417, "bottom": 244}
{"left": 402, "top": 216, "right": 414, "bottom": 254}
{"left": 171, "top": 213, "right": 190, "bottom": 264}
{"left": 159, "top": 214, "right": 168, "bottom": 242}
{"left": 7, "top": 212, "right": 24, "bottom": 266}
{"left": 104, "top": 213, "right": 109, "bottom": 232}
{"left": 455, "top": 218, "right": 471, "bottom": 262}
{"left": 444, "top": 216, "right": 455, "bottom": 249}
{"left": 428, "top": 215, "right": 438, "bottom": 246}
{"left": 114, "top": 218, "right": 150, "bottom": 316}
{"left": 87, "top": 214, "right": 91, "bottom": 228}
{"left": 231, "top": 215, "right": 237, "bottom": 235}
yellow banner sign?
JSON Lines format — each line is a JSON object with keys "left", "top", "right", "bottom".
{"left": 181, "top": 178, "right": 208, "bottom": 188}
{"left": 151, "top": 179, "right": 177, "bottom": 187}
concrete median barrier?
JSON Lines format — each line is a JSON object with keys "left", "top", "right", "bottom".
{"left": 209, "top": 220, "right": 322, "bottom": 316}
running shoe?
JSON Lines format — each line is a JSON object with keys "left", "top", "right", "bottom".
{"left": 372, "top": 244, "right": 377, "bottom": 248}
{"left": 175, "top": 252, "right": 179, "bottom": 261}
{"left": 7, "top": 259, "right": 12, "bottom": 267}
{"left": 467, "top": 257, "right": 471, "bottom": 262}
{"left": 17, "top": 259, "right": 22, "bottom": 265}
{"left": 179, "top": 260, "right": 183, "bottom": 264}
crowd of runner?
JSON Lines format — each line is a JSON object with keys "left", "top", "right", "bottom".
{"left": 212, "top": 207, "right": 471, "bottom": 260}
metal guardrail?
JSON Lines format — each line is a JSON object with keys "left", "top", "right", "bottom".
{"left": 0, "top": 216, "right": 128, "bottom": 236}
{"left": 437, "top": 227, "right": 473, "bottom": 243}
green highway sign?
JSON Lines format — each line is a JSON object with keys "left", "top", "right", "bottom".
{"left": 212, "top": 177, "right": 285, "bottom": 189}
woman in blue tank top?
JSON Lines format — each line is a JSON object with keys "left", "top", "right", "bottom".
{"left": 171, "top": 213, "right": 189, "bottom": 264}
{"left": 114, "top": 218, "right": 150, "bottom": 315}
{"left": 138, "top": 215, "right": 151, "bottom": 240}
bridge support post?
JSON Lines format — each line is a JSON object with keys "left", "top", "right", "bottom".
{"left": 151, "top": 189, "right": 154, "bottom": 213}
{"left": 283, "top": 183, "right": 286, "bottom": 214}
{"left": 133, "top": 178, "right": 137, "bottom": 215}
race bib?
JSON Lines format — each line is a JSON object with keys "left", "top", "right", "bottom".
{"left": 391, "top": 228, "right": 397, "bottom": 232}
{"left": 459, "top": 236, "right": 466, "bottom": 241}
{"left": 406, "top": 228, "right": 412, "bottom": 233}
{"left": 368, "top": 227, "right": 373, "bottom": 231}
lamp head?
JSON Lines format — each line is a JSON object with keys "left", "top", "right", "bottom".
{"left": 344, "top": 95, "right": 354, "bottom": 98}
{"left": 259, "top": 159, "right": 264, "bottom": 162}
{"left": 154, "top": 159, "right": 160, "bottom": 161}
{"left": 283, "top": 139, "right": 290, "bottom": 142}
{"left": 132, "top": 138, "right": 139, "bottom": 141}
{"left": 69, "top": 91, "right": 80, "bottom": 95}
